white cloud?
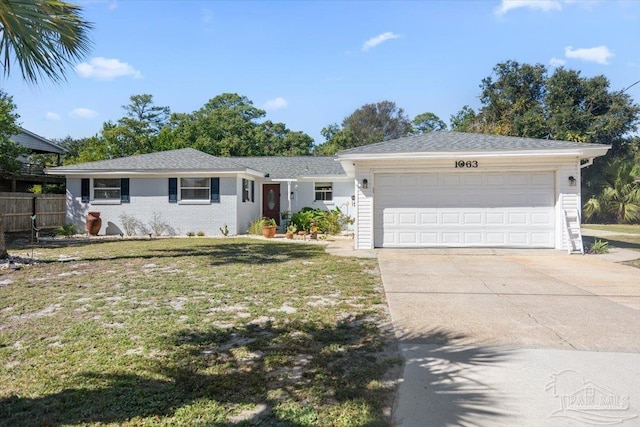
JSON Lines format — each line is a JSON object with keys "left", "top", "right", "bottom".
{"left": 362, "top": 32, "right": 401, "bottom": 51}
{"left": 495, "top": 0, "right": 562, "bottom": 15}
{"left": 70, "top": 108, "right": 99, "bottom": 119}
{"left": 549, "top": 57, "right": 566, "bottom": 67}
{"left": 45, "top": 112, "right": 60, "bottom": 121}
{"left": 564, "top": 45, "right": 614, "bottom": 64}
{"left": 263, "top": 97, "right": 288, "bottom": 110}
{"left": 75, "top": 57, "right": 142, "bottom": 80}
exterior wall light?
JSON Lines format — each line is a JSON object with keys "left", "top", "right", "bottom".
{"left": 569, "top": 176, "right": 576, "bottom": 186}
{"left": 362, "top": 179, "right": 368, "bottom": 189}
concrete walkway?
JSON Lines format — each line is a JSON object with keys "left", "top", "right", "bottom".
{"left": 378, "top": 249, "right": 640, "bottom": 427}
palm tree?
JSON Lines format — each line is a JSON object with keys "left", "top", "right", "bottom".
{"left": 0, "top": 0, "right": 93, "bottom": 84}
{"left": 583, "top": 157, "right": 640, "bottom": 223}
{"left": 0, "top": 1, "right": 92, "bottom": 258}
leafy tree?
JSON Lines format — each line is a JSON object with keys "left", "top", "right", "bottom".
{"left": 0, "top": 90, "right": 23, "bottom": 174}
{"left": 342, "top": 100, "right": 412, "bottom": 147}
{"left": 167, "top": 93, "right": 313, "bottom": 157}
{"left": 545, "top": 69, "right": 639, "bottom": 155}
{"left": 313, "top": 124, "right": 355, "bottom": 156}
{"left": 450, "top": 105, "right": 478, "bottom": 132}
{"left": 476, "top": 60, "right": 547, "bottom": 137}
{"left": 0, "top": 0, "right": 93, "bottom": 84}
{"left": 169, "top": 93, "right": 266, "bottom": 156}
{"left": 465, "top": 60, "right": 640, "bottom": 152}
{"left": 315, "top": 101, "right": 412, "bottom": 155}
{"left": 583, "top": 157, "right": 640, "bottom": 223}
{"left": 69, "top": 94, "right": 171, "bottom": 161}
{"left": 412, "top": 112, "right": 447, "bottom": 133}
{"left": 103, "top": 94, "right": 170, "bottom": 157}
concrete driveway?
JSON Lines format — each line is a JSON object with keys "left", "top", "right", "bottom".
{"left": 379, "top": 249, "right": 640, "bottom": 426}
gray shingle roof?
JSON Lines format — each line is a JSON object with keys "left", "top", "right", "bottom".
{"left": 337, "top": 131, "right": 608, "bottom": 155}
{"left": 48, "top": 148, "right": 249, "bottom": 172}
{"left": 229, "top": 156, "right": 346, "bottom": 179}
{"left": 11, "top": 128, "right": 66, "bottom": 154}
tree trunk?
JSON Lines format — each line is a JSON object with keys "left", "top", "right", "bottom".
{"left": 0, "top": 212, "right": 7, "bottom": 259}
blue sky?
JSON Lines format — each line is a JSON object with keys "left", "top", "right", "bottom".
{"left": 3, "top": 0, "right": 640, "bottom": 145}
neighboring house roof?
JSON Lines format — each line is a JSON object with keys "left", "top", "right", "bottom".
{"left": 11, "top": 128, "right": 66, "bottom": 154}
{"left": 337, "top": 131, "right": 610, "bottom": 158}
{"left": 46, "top": 148, "right": 262, "bottom": 176}
{"left": 229, "top": 156, "right": 346, "bottom": 180}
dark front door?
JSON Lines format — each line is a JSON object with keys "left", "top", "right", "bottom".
{"left": 262, "top": 184, "right": 280, "bottom": 225}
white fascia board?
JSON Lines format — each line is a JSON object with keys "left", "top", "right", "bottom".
{"left": 338, "top": 146, "right": 611, "bottom": 161}
{"left": 269, "top": 178, "right": 298, "bottom": 182}
{"left": 44, "top": 168, "right": 253, "bottom": 177}
{"left": 297, "top": 175, "right": 351, "bottom": 181}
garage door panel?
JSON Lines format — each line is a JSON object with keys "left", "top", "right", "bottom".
{"left": 375, "top": 171, "right": 555, "bottom": 248}
{"left": 442, "top": 213, "right": 461, "bottom": 224}
{"left": 420, "top": 213, "right": 438, "bottom": 224}
{"left": 463, "top": 212, "right": 482, "bottom": 224}
{"left": 464, "top": 233, "right": 483, "bottom": 244}
{"left": 398, "top": 232, "right": 418, "bottom": 244}
{"left": 398, "top": 213, "right": 417, "bottom": 224}
{"left": 419, "top": 232, "right": 438, "bottom": 244}
{"left": 442, "top": 233, "right": 460, "bottom": 244}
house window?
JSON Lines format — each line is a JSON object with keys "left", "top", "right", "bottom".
{"left": 315, "top": 182, "right": 333, "bottom": 201}
{"left": 94, "top": 178, "right": 121, "bottom": 200}
{"left": 180, "top": 177, "right": 209, "bottom": 200}
{"left": 242, "top": 178, "right": 255, "bottom": 202}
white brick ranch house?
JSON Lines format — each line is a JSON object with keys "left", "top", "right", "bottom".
{"left": 46, "top": 148, "right": 354, "bottom": 238}
{"left": 46, "top": 132, "right": 610, "bottom": 250}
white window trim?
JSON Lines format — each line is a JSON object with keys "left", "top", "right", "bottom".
{"left": 92, "top": 178, "right": 121, "bottom": 202}
{"left": 314, "top": 182, "right": 333, "bottom": 202}
{"left": 179, "top": 177, "right": 210, "bottom": 202}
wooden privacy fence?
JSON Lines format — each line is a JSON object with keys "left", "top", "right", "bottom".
{"left": 0, "top": 192, "right": 66, "bottom": 232}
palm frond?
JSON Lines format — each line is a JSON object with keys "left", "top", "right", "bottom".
{"left": 0, "top": 0, "right": 93, "bottom": 84}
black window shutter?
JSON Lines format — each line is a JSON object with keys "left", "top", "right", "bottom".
{"left": 81, "top": 178, "right": 90, "bottom": 203}
{"left": 251, "top": 180, "right": 255, "bottom": 202}
{"left": 120, "top": 178, "right": 130, "bottom": 203}
{"left": 168, "top": 178, "right": 178, "bottom": 203}
{"left": 210, "top": 177, "right": 220, "bottom": 203}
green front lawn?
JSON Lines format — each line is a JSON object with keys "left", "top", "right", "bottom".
{"left": 0, "top": 238, "right": 399, "bottom": 426}
{"left": 582, "top": 224, "right": 640, "bottom": 235}
{"left": 582, "top": 224, "right": 640, "bottom": 254}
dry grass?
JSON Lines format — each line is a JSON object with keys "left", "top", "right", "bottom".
{"left": 0, "top": 238, "right": 399, "bottom": 426}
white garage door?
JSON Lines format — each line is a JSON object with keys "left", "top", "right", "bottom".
{"left": 374, "top": 172, "right": 555, "bottom": 248}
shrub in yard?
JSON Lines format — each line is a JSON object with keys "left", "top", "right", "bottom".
{"left": 197, "top": 231, "right": 205, "bottom": 237}
{"left": 148, "top": 212, "right": 175, "bottom": 236}
{"left": 247, "top": 218, "right": 264, "bottom": 235}
{"left": 55, "top": 223, "right": 78, "bottom": 238}
{"left": 291, "top": 207, "right": 354, "bottom": 235}
{"left": 119, "top": 213, "right": 144, "bottom": 236}
{"left": 587, "top": 239, "right": 610, "bottom": 254}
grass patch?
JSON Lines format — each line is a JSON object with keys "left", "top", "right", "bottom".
{"left": 0, "top": 238, "right": 398, "bottom": 426}
{"left": 582, "top": 224, "right": 640, "bottom": 235}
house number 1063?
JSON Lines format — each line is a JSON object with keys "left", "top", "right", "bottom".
{"left": 455, "top": 160, "right": 478, "bottom": 168}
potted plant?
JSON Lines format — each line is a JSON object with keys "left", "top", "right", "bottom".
{"left": 261, "top": 217, "right": 277, "bottom": 238}
{"left": 285, "top": 224, "right": 297, "bottom": 239}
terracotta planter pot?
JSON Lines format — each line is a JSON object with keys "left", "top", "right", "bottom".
{"left": 285, "top": 232, "right": 294, "bottom": 239}
{"left": 86, "top": 211, "right": 102, "bottom": 236}
{"left": 261, "top": 225, "right": 276, "bottom": 238}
